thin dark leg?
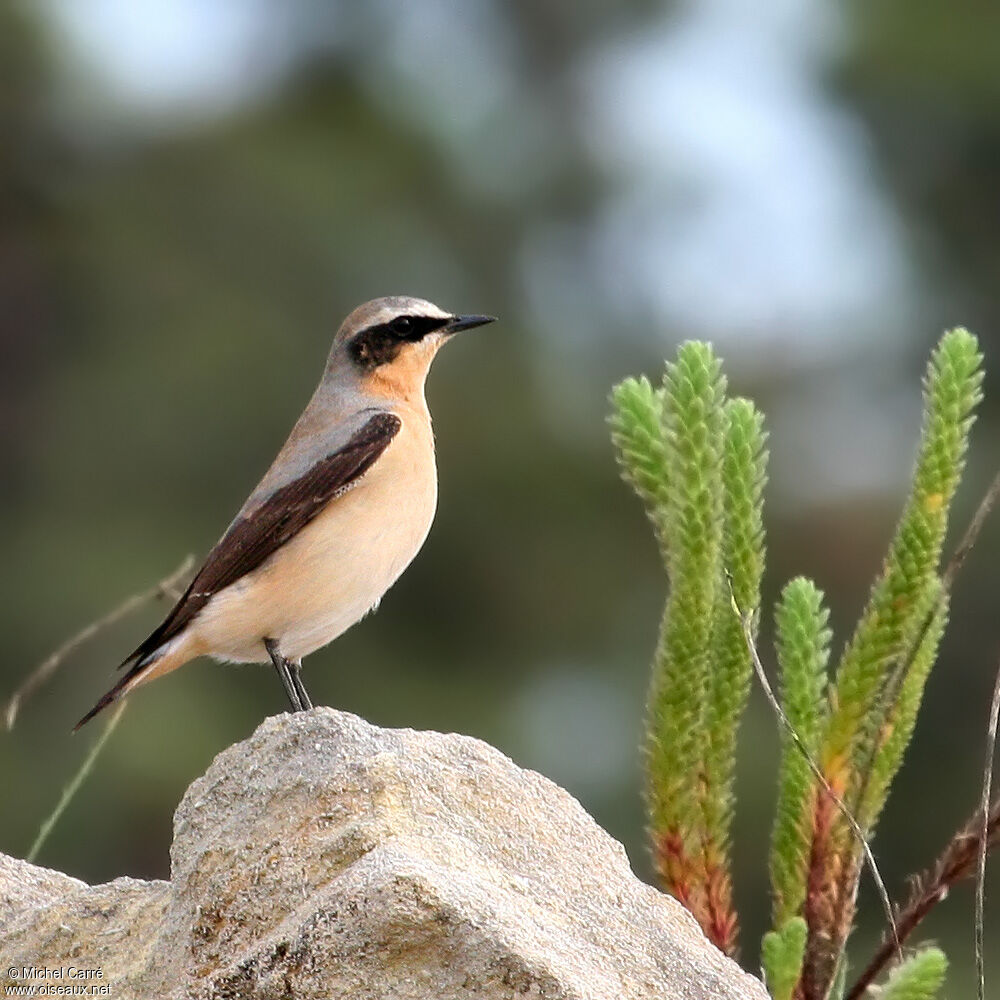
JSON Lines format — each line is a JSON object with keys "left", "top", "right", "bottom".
{"left": 289, "top": 660, "right": 313, "bottom": 710}
{"left": 264, "top": 638, "right": 303, "bottom": 712}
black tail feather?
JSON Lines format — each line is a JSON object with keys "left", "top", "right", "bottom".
{"left": 74, "top": 655, "right": 150, "bottom": 731}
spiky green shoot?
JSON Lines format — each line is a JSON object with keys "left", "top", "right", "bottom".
{"left": 770, "top": 578, "right": 832, "bottom": 929}
{"left": 859, "top": 593, "right": 950, "bottom": 830}
{"left": 880, "top": 949, "right": 948, "bottom": 1000}
{"left": 801, "top": 329, "right": 983, "bottom": 996}
{"left": 643, "top": 344, "right": 726, "bottom": 909}
{"left": 614, "top": 329, "right": 985, "bottom": 998}
{"left": 611, "top": 343, "right": 770, "bottom": 955}
{"left": 610, "top": 376, "right": 670, "bottom": 557}
{"left": 761, "top": 917, "right": 808, "bottom": 1000}
{"left": 699, "top": 397, "right": 767, "bottom": 952}
{"left": 823, "top": 330, "right": 982, "bottom": 783}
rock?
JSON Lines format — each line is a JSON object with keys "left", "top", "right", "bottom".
{"left": 2, "top": 708, "right": 767, "bottom": 1000}
{"left": 2, "top": 856, "right": 170, "bottom": 994}
{"left": 1, "top": 854, "right": 85, "bottom": 926}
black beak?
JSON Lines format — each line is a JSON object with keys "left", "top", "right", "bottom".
{"left": 445, "top": 314, "right": 496, "bottom": 334}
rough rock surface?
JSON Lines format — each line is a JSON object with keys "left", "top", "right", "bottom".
{"left": 2, "top": 708, "right": 767, "bottom": 999}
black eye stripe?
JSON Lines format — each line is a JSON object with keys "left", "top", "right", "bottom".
{"left": 382, "top": 314, "right": 448, "bottom": 341}
{"left": 348, "top": 314, "right": 449, "bottom": 369}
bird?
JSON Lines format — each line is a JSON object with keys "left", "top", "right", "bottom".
{"left": 76, "top": 296, "right": 495, "bottom": 730}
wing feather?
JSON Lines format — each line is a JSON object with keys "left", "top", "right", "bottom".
{"left": 124, "top": 411, "right": 401, "bottom": 667}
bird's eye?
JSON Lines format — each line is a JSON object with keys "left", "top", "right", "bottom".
{"left": 390, "top": 316, "right": 413, "bottom": 336}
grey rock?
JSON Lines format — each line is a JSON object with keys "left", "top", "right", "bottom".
{"left": 2, "top": 708, "right": 767, "bottom": 1000}
{"left": 2, "top": 854, "right": 169, "bottom": 993}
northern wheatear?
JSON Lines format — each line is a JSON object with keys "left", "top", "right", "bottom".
{"left": 76, "top": 296, "right": 494, "bottom": 729}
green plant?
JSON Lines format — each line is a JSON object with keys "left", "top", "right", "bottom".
{"left": 611, "top": 330, "right": 996, "bottom": 1000}
{"left": 880, "top": 949, "right": 947, "bottom": 1000}
{"left": 612, "top": 350, "right": 766, "bottom": 951}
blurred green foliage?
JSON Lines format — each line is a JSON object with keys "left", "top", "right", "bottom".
{"left": 880, "top": 948, "right": 947, "bottom": 1000}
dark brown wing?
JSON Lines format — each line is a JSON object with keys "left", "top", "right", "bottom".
{"left": 124, "top": 411, "right": 401, "bottom": 668}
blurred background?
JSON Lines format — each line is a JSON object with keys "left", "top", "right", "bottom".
{"left": 2, "top": 0, "right": 998, "bottom": 988}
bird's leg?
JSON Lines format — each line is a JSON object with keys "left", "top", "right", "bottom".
{"left": 264, "top": 637, "right": 304, "bottom": 712}
{"left": 288, "top": 659, "right": 314, "bottom": 710}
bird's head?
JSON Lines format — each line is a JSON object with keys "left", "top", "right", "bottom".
{"left": 328, "top": 296, "right": 495, "bottom": 403}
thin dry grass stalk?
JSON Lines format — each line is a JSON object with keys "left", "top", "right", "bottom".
{"left": 976, "top": 658, "right": 1000, "bottom": 1000}
{"left": 3, "top": 555, "right": 194, "bottom": 729}
{"left": 27, "top": 701, "right": 128, "bottom": 862}
{"left": 942, "top": 470, "right": 1000, "bottom": 593}
{"left": 827, "top": 469, "right": 1000, "bottom": 995}
{"left": 845, "top": 797, "right": 999, "bottom": 1000}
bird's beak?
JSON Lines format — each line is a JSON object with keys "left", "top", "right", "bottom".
{"left": 444, "top": 314, "right": 497, "bottom": 335}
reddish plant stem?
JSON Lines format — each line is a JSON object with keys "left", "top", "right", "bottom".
{"left": 845, "top": 800, "right": 999, "bottom": 1000}
{"left": 701, "top": 849, "right": 739, "bottom": 956}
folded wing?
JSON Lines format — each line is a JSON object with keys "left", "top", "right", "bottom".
{"left": 75, "top": 411, "right": 401, "bottom": 729}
